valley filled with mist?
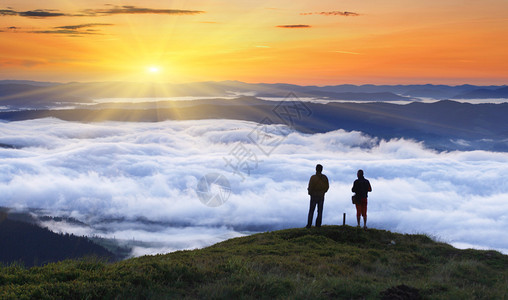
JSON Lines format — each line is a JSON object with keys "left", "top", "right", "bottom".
{"left": 1, "top": 80, "right": 507, "bottom": 257}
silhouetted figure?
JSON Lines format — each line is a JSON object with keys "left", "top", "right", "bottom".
{"left": 352, "top": 169, "right": 372, "bottom": 229}
{"left": 306, "top": 164, "right": 329, "bottom": 228}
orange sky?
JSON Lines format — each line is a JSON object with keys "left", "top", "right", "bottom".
{"left": 1, "top": 0, "right": 508, "bottom": 85}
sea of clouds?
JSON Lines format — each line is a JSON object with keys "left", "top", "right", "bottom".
{"left": 1, "top": 118, "right": 507, "bottom": 256}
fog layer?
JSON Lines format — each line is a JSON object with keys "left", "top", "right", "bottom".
{"left": 1, "top": 118, "right": 507, "bottom": 255}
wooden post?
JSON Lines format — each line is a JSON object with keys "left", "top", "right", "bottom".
{"left": 343, "top": 213, "right": 346, "bottom": 226}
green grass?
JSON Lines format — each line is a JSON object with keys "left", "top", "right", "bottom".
{"left": 1, "top": 225, "right": 507, "bottom": 299}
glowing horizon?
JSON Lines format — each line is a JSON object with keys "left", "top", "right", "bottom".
{"left": 1, "top": 1, "right": 508, "bottom": 85}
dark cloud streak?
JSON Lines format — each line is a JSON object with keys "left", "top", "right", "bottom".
{"left": 55, "top": 23, "right": 113, "bottom": 30}
{"left": 276, "top": 24, "right": 311, "bottom": 28}
{"left": 301, "top": 11, "right": 360, "bottom": 16}
{"left": 32, "top": 23, "right": 113, "bottom": 36}
{"left": 0, "top": 26, "right": 19, "bottom": 32}
{"left": 1, "top": 9, "right": 66, "bottom": 18}
{"left": 1, "top": 6, "right": 204, "bottom": 18}
{"left": 81, "top": 5, "right": 204, "bottom": 16}
{"left": 31, "top": 29, "right": 97, "bottom": 35}
{"left": 0, "top": 9, "right": 18, "bottom": 16}
{"left": 19, "top": 10, "right": 65, "bottom": 18}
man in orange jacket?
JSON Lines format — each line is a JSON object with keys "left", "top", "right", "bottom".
{"left": 306, "top": 164, "right": 329, "bottom": 228}
{"left": 352, "top": 169, "right": 372, "bottom": 229}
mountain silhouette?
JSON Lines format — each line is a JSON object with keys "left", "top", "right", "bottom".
{"left": 0, "top": 211, "right": 114, "bottom": 267}
{"left": 1, "top": 96, "right": 506, "bottom": 151}
{"left": 1, "top": 81, "right": 506, "bottom": 109}
{"left": 453, "top": 86, "right": 508, "bottom": 99}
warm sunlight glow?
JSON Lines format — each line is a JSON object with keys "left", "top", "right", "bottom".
{"left": 1, "top": 1, "right": 507, "bottom": 84}
{"left": 148, "top": 66, "right": 160, "bottom": 73}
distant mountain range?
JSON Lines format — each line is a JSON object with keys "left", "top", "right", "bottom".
{"left": 1, "top": 80, "right": 507, "bottom": 152}
{"left": 0, "top": 96, "right": 507, "bottom": 152}
{"left": 453, "top": 86, "right": 508, "bottom": 99}
{"left": 0, "top": 80, "right": 58, "bottom": 87}
{"left": 1, "top": 80, "right": 507, "bottom": 110}
{"left": 0, "top": 208, "right": 115, "bottom": 267}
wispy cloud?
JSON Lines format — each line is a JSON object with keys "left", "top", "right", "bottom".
{"left": 20, "top": 10, "right": 66, "bottom": 17}
{"left": 1, "top": 6, "right": 204, "bottom": 18}
{"left": 31, "top": 30, "right": 88, "bottom": 35}
{"left": 31, "top": 30, "right": 97, "bottom": 36}
{"left": 301, "top": 11, "right": 360, "bottom": 17}
{"left": 31, "top": 23, "right": 113, "bottom": 36}
{"left": 81, "top": 5, "right": 204, "bottom": 16}
{"left": 276, "top": 24, "right": 311, "bottom": 28}
{"left": 55, "top": 23, "right": 113, "bottom": 30}
{"left": 1, "top": 5, "right": 201, "bottom": 37}
{"left": 0, "top": 9, "right": 17, "bottom": 16}
{"left": 1, "top": 23, "right": 111, "bottom": 36}
{"left": 0, "top": 9, "right": 65, "bottom": 18}
{"left": 332, "top": 50, "right": 362, "bottom": 55}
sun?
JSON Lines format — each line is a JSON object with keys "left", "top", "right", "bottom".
{"left": 147, "top": 66, "right": 160, "bottom": 73}
{"left": 137, "top": 65, "right": 170, "bottom": 83}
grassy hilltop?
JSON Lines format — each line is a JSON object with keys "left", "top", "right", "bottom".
{"left": 1, "top": 225, "right": 507, "bottom": 299}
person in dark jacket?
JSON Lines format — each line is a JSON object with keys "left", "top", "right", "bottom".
{"left": 306, "top": 164, "right": 329, "bottom": 228}
{"left": 352, "top": 169, "right": 372, "bottom": 229}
